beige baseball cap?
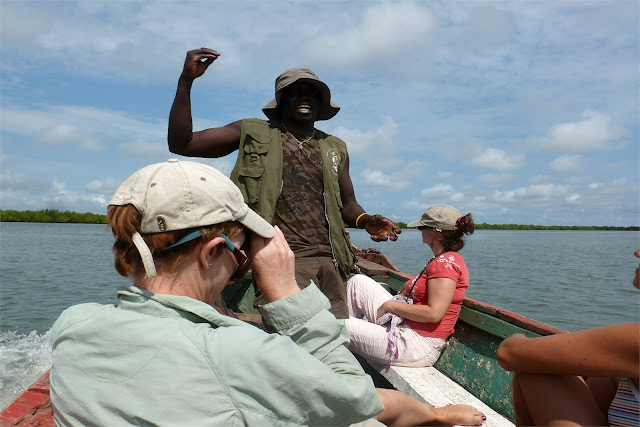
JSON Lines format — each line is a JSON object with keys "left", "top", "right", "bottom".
{"left": 110, "top": 159, "right": 274, "bottom": 277}
{"left": 407, "top": 205, "right": 462, "bottom": 231}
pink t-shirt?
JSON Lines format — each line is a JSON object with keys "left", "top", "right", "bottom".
{"left": 404, "top": 252, "right": 469, "bottom": 339}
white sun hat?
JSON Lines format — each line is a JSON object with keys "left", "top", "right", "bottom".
{"left": 110, "top": 159, "right": 274, "bottom": 277}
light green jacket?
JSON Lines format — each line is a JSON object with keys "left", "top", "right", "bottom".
{"left": 230, "top": 119, "right": 358, "bottom": 277}
{"left": 50, "top": 284, "right": 384, "bottom": 426}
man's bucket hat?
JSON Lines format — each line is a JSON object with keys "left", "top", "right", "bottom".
{"left": 262, "top": 67, "right": 340, "bottom": 121}
{"left": 110, "top": 159, "right": 274, "bottom": 278}
{"left": 407, "top": 205, "right": 463, "bottom": 231}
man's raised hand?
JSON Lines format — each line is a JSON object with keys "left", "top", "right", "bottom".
{"left": 181, "top": 48, "right": 220, "bottom": 80}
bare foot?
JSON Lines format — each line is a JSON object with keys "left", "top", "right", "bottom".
{"left": 432, "top": 404, "right": 486, "bottom": 426}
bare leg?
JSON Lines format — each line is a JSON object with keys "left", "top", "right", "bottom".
{"left": 512, "top": 372, "right": 607, "bottom": 426}
{"left": 375, "top": 388, "right": 485, "bottom": 426}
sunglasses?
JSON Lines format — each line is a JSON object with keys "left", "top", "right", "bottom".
{"left": 220, "top": 233, "right": 252, "bottom": 281}
{"left": 418, "top": 226, "right": 442, "bottom": 232}
{"left": 164, "top": 229, "right": 252, "bottom": 281}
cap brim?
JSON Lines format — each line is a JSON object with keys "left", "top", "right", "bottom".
{"left": 406, "top": 220, "right": 423, "bottom": 228}
{"left": 262, "top": 77, "right": 340, "bottom": 121}
{"left": 237, "top": 208, "right": 275, "bottom": 238}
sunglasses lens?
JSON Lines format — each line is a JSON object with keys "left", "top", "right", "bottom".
{"left": 230, "top": 259, "right": 251, "bottom": 281}
{"left": 240, "top": 234, "right": 251, "bottom": 252}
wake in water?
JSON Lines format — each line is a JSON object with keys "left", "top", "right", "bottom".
{"left": 0, "top": 329, "right": 52, "bottom": 410}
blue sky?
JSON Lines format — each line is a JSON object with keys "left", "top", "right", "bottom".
{"left": 1, "top": 1, "right": 638, "bottom": 226}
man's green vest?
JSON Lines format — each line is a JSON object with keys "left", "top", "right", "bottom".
{"left": 230, "top": 118, "right": 357, "bottom": 277}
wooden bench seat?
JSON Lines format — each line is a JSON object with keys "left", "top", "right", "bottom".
{"left": 373, "top": 363, "right": 514, "bottom": 427}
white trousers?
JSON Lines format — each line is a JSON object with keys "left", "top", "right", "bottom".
{"left": 344, "top": 274, "right": 447, "bottom": 367}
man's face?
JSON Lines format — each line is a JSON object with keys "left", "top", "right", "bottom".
{"left": 278, "top": 82, "right": 322, "bottom": 124}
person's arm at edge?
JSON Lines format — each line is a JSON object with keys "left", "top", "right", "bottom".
{"left": 338, "top": 154, "right": 401, "bottom": 241}
{"left": 167, "top": 48, "right": 242, "bottom": 158}
{"left": 496, "top": 323, "right": 640, "bottom": 379}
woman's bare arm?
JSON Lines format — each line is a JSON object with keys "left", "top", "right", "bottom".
{"left": 496, "top": 323, "right": 640, "bottom": 379}
{"left": 377, "top": 278, "right": 456, "bottom": 323}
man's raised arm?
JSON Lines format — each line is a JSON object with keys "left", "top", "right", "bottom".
{"left": 168, "top": 48, "right": 242, "bottom": 158}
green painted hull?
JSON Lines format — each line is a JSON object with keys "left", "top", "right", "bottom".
{"left": 222, "top": 248, "right": 564, "bottom": 422}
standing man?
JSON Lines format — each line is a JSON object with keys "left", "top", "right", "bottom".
{"left": 168, "top": 48, "right": 401, "bottom": 318}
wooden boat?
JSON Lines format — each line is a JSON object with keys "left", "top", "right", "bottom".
{"left": 1, "top": 247, "right": 563, "bottom": 426}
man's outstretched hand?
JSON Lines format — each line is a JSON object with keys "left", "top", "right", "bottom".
{"left": 364, "top": 214, "right": 401, "bottom": 242}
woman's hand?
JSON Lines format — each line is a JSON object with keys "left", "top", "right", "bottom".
{"left": 249, "top": 226, "right": 300, "bottom": 302}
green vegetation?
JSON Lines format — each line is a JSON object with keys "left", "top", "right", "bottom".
{"left": 474, "top": 223, "right": 638, "bottom": 231}
{"left": 0, "top": 209, "right": 107, "bottom": 224}
{"left": 1, "top": 210, "right": 637, "bottom": 230}
{"left": 345, "top": 220, "right": 637, "bottom": 231}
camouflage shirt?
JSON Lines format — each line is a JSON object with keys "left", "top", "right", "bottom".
{"left": 273, "top": 130, "right": 330, "bottom": 251}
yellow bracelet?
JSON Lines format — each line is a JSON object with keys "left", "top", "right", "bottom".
{"left": 355, "top": 212, "right": 369, "bottom": 229}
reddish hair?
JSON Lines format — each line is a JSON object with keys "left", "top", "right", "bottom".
{"left": 106, "top": 204, "right": 245, "bottom": 278}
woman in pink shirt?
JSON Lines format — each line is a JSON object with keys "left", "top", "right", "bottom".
{"left": 345, "top": 205, "right": 475, "bottom": 367}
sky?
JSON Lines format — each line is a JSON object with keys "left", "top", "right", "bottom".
{"left": 1, "top": 1, "right": 638, "bottom": 226}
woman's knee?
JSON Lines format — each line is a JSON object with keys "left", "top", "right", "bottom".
{"left": 347, "top": 274, "right": 374, "bottom": 289}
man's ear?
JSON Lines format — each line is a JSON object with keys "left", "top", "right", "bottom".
{"left": 199, "top": 237, "right": 226, "bottom": 269}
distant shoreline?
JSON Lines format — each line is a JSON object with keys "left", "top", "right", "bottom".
{"left": 1, "top": 209, "right": 638, "bottom": 231}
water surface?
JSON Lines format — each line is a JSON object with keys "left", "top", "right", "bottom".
{"left": 1, "top": 223, "right": 638, "bottom": 410}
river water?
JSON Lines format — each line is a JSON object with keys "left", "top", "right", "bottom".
{"left": 1, "top": 223, "right": 639, "bottom": 409}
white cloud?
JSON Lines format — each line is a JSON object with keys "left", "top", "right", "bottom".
{"left": 2, "top": 104, "right": 166, "bottom": 156}
{"left": 492, "top": 184, "right": 569, "bottom": 204}
{"left": 534, "top": 110, "right": 627, "bottom": 152}
{"left": 85, "top": 178, "right": 120, "bottom": 196}
{"left": 360, "top": 169, "right": 411, "bottom": 190}
{"left": 119, "top": 140, "right": 171, "bottom": 158}
{"left": 35, "top": 124, "right": 78, "bottom": 147}
{"left": 456, "top": 5, "right": 517, "bottom": 50}
{"left": 404, "top": 183, "right": 467, "bottom": 213}
{"left": 306, "top": 1, "right": 436, "bottom": 68}
{"left": 197, "top": 158, "right": 235, "bottom": 177}
{"left": 566, "top": 193, "right": 581, "bottom": 204}
{"left": 0, "top": 171, "right": 48, "bottom": 193}
{"left": 437, "top": 171, "right": 453, "bottom": 179}
{"left": 549, "top": 154, "right": 581, "bottom": 172}
{"left": 420, "top": 183, "right": 465, "bottom": 202}
{"left": 332, "top": 116, "right": 398, "bottom": 155}
{"left": 470, "top": 148, "right": 525, "bottom": 172}
{"left": 529, "top": 175, "right": 552, "bottom": 184}
{"left": 477, "top": 173, "right": 515, "bottom": 186}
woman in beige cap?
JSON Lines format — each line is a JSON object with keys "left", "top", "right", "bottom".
{"left": 49, "top": 163, "right": 484, "bottom": 427}
{"left": 345, "top": 205, "right": 475, "bottom": 368}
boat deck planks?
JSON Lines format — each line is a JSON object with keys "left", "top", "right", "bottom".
{"left": 379, "top": 365, "right": 513, "bottom": 427}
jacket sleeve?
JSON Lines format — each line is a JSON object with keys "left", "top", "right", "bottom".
{"left": 224, "top": 284, "right": 384, "bottom": 425}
